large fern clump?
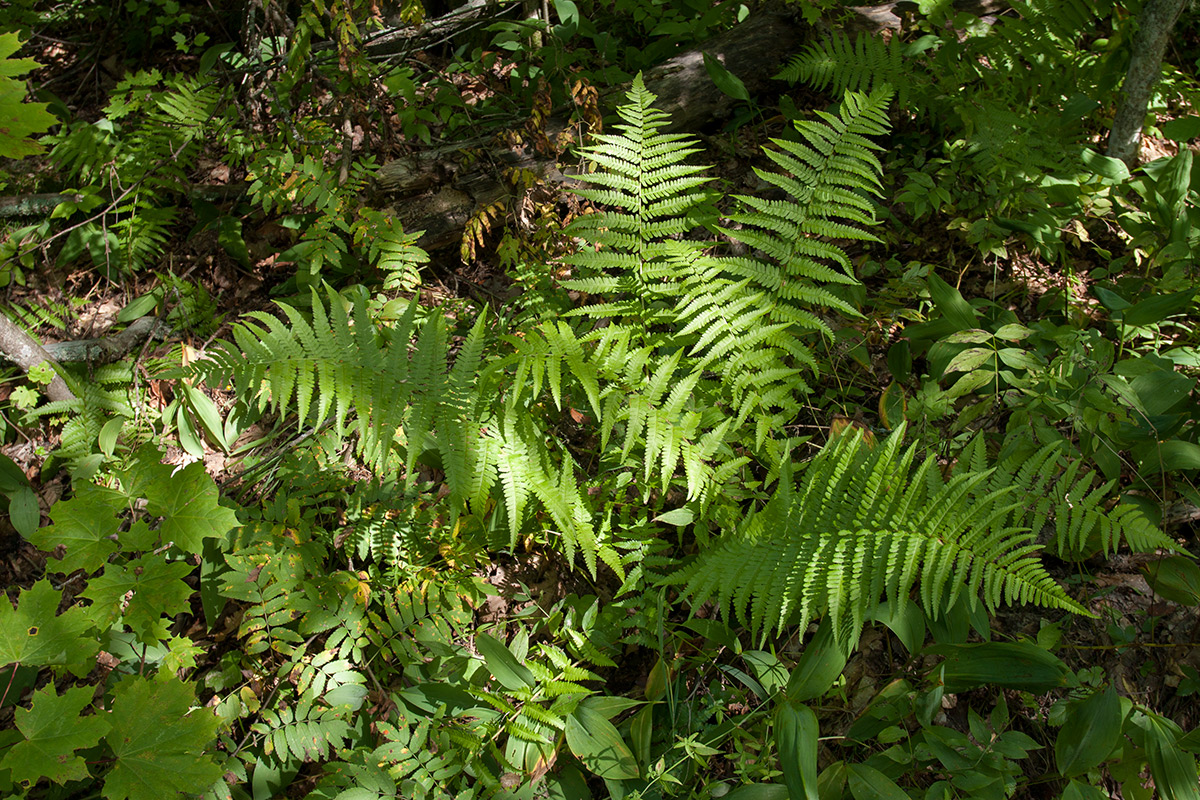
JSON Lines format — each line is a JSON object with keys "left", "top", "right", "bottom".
{"left": 672, "top": 426, "right": 1093, "bottom": 653}
{"left": 548, "top": 75, "right": 892, "bottom": 489}
{"left": 778, "top": 0, "right": 1116, "bottom": 255}
{"left": 197, "top": 288, "right": 495, "bottom": 510}
{"left": 50, "top": 72, "right": 228, "bottom": 273}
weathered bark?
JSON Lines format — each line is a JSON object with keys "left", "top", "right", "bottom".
{"left": 0, "top": 313, "right": 76, "bottom": 403}
{"left": 0, "top": 185, "right": 247, "bottom": 219}
{"left": 34, "top": 317, "right": 168, "bottom": 364}
{"left": 1107, "top": 0, "right": 1189, "bottom": 168}
{"left": 0, "top": 193, "right": 84, "bottom": 218}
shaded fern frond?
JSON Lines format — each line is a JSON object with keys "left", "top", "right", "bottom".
{"left": 196, "top": 287, "right": 478, "bottom": 485}
{"left": 672, "top": 426, "right": 1091, "bottom": 653}
{"left": 777, "top": 33, "right": 909, "bottom": 104}
{"left": 958, "top": 438, "right": 1178, "bottom": 559}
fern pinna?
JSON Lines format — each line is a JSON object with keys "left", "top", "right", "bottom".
{"left": 672, "top": 426, "right": 1091, "bottom": 653}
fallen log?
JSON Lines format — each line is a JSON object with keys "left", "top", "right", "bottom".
{"left": 376, "top": 9, "right": 809, "bottom": 254}
{"left": 374, "top": 1, "right": 1009, "bottom": 258}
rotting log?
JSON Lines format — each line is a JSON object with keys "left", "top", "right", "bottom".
{"left": 374, "top": 1, "right": 1006, "bottom": 258}
{"left": 0, "top": 313, "right": 76, "bottom": 402}
{"left": 376, "top": 9, "right": 808, "bottom": 254}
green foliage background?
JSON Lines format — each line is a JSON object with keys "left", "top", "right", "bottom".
{"left": 1, "top": 1, "right": 1200, "bottom": 799}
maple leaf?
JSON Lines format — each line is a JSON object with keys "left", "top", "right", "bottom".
{"left": 0, "top": 33, "right": 57, "bottom": 158}
{"left": 102, "top": 676, "right": 222, "bottom": 800}
{"left": 0, "top": 580, "right": 98, "bottom": 676}
{"left": 80, "top": 555, "right": 193, "bottom": 643}
{"left": 1, "top": 685, "right": 110, "bottom": 785}
{"left": 122, "top": 454, "right": 239, "bottom": 553}
{"left": 30, "top": 483, "right": 125, "bottom": 573}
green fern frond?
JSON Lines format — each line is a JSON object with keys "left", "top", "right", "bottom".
{"left": 719, "top": 87, "right": 891, "bottom": 343}
{"left": 777, "top": 33, "right": 909, "bottom": 104}
{"left": 672, "top": 426, "right": 1091, "bottom": 653}
{"left": 198, "top": 287, "right": 465, "bottom": 478}
{"left": 962, "top": 438, "right": 1179, "bottom": 559}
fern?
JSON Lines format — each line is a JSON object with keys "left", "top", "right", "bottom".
{"left": 201, "top": 287, "right": 627, "bottom": 577}
{"left": 50, "top": 72, "right": 227, "bottom": 274}
{"left": 199, "top": 287, "right": 476, "bottom": 481}
{"left": 778, "top": 0, "right": 1117, "bottom": 242}
{"left": 672, "top": 425, "right": 1091, "bottom": 653}
{"left": 777, "top": 33, "right": 908, "bottom": 104}
{"left": 956, "top": 437, "right": 1178, "bottom": 559}
{"left": 31, "top": 361, "right": 136, "bottom": 469}
{"left": 551, "top": 76, "right": 891, "bottom": 487}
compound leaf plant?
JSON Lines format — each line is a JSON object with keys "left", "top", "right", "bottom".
{"left": 1, "top": 3, "right": 1199, "bottom": 800}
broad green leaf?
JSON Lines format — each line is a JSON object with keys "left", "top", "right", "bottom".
{"left": 99, "top": 417, "right": 125, "bottom": 457}
{"left": 993, "top": 323, "right": 1034, "bottom": 341}
{"left": 1133, "top": 712, "right": 1200, "bottom": 800}
{"left": 1055, "top": 686, "right": 1123, "bottom": 777}
{"left": 116, "top": 293, "right": 160, "bottom": 323}
{"left": 942, "top": 329, "right": 993, "bottom": 344}
{"left": 724, "top": 786, "right": 789, "bottom": 800}
{"left": 1, "top": 685, "right": 110, "bottom": 785}
{"left": 0, "top": 580, "right": 98, "bottom": 674}
{"left": 1161, "top": 116, "right": 1200, "bottom": 141}
{"left": 182, "top": 383, "right": 230, "bottom": 450}
{"left": 878, "top": 382, "right": 907, "bottom": 431}
{"left": 869, "top": 601, "right": 926, "bottom": 654}
{"left": 0, "top": 452, "right": 28, "bottom": 492}
{"left": 927, "top": 273, "right": 978, "bottom": 330}
{"left": 474, "top": 632, "right": 536, "bottom": 691}
{"left": 818, "top": 761, "right": 847, "bottom": 799}
{"left": 1154, "top": 150, "right": 1193, "bottom": 216}
{"left": 930, "top": 641, "right": 1067, "bottom": 693}
{"left": 1139, "top": 440, "right": 1200, "bottom": 473}
{"left": 654, "top": 507, "right": 694, "bottom": 526}
{"left": 1120, "top": 291, "right": 1195, "bottom": 328}
{"left": 996, "top": 348, "right": 1042, "bottom": 370}
{"left": 580, "top": 695, "right": 642, "bottom": 718}
{"left": 1128, "top": 365, "right": 1192, "bottom": 416}
{"left": 645, "top": 657, "right": 669, "bottom": 701}
{"left": 31, "top": 483, "right": 125, "bottom": 572}
{"left": 743, "top": 650, "right": 788, "bottom": 696}
{"left": 947, "top": 369, "right": 993, "bottom": 398}
{"left": 217, "top": 216, "right": 252, "bottom": 268}
{"left": 1142, "top": 557, "right": 1200, "bottom": 605}
{"left": 137, "top": 460, "right": 238, "bottom": 554}
{"left": 1093, "top": 286, "right": 1131, "bottom": 312}
{"left": 565, "top": 705, "right": 639, "bottom": 780}
{"left": 1062, "top": 778, "right": 1109, "bottom": 800}
{"left": 0, "top": 34, "right": 57, "bottom": 158}
{"left": 785, "top": 620, "right": 847, "bottom": 701}
{"left": 702, "top": 52, "right": 750, "bottom": 101}
{"left": 176, "top": 406, "right": 205, "bottom": 458}
{"left": 9, "top": 485, "right": 39, "bottom": 538}
{"left": 886, "top": 340, "right": 911, "bottom": 382}
{"left": 846, "top": 763, "right": 908, "bottom": 800}
{"left": 774, "top": 699, "right": 818, "bottom": 800}
{"left": 103, "top": 676, "right": 223, "bottom": 800}
{"left": 80, "top": 554, "right": 193, "bottom": 641}
{"left": 1081, "top": 148, "right": 1131, "bottom": 181}
{"left": 943, "top": 347, "right": 994, "bottom": 375}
